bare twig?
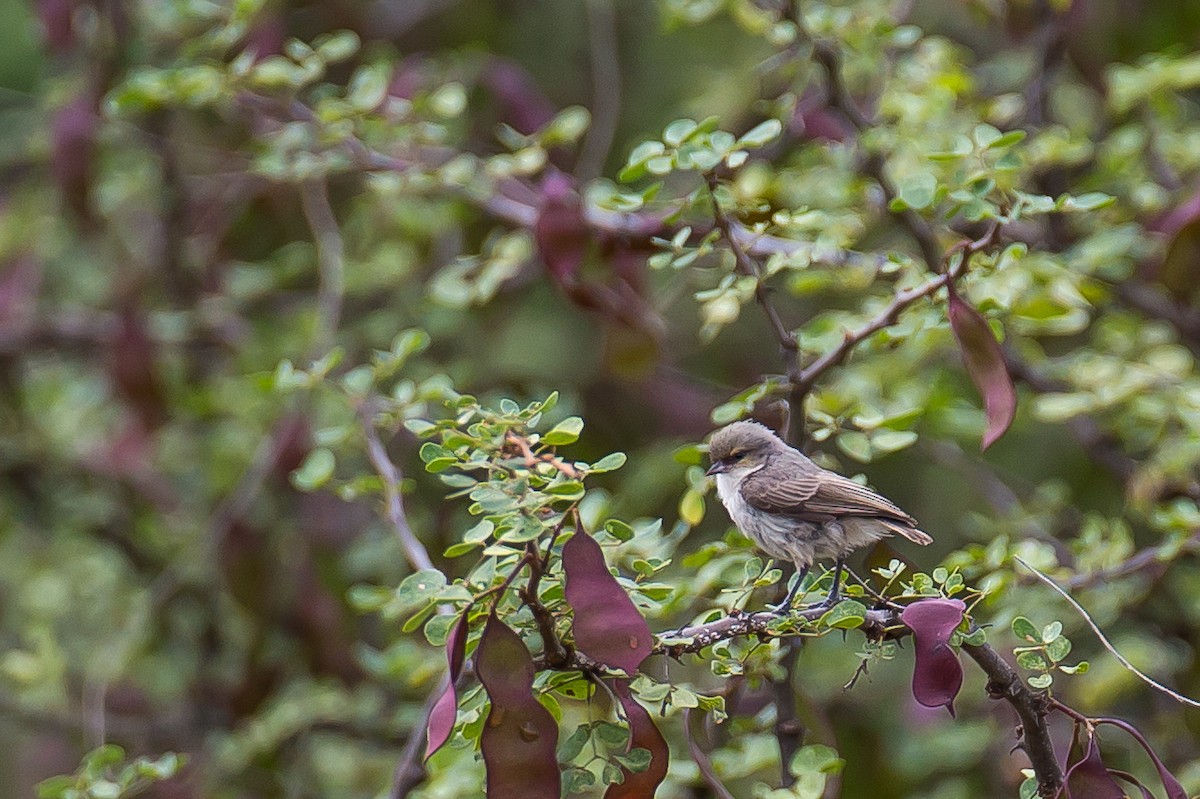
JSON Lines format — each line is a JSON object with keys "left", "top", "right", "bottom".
{"left": 959, "top": 641, "right": 1063, "bottom": 798}
{"left": 683, "top": 708, "right": 738, "bottom": 799}
{"left": 795, "top": 222, "right": 1000, "bottom": 394}
{"left": 299, "top": 177, "right": 345, "bottom": 357}
{"left": 521, "top": 541, "right": 571, "bottom": 668}
{"left": 773, "top": 639, "right": 804, "bottom": 786}
{"left": 805, "top": 38, "right": 943, "bottom": 272}
{"left": 358, "top": 405, "right": 435, "bottom": 573}
{"left": 577, "top": 0, "right": 621, "bottom": 181}
{"left": 1015, "top": 556, "right": 1200, "bottom": 708}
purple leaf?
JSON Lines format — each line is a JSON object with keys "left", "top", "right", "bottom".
{"left": 947, "top": 283, "right": 1017, "bottom": 450}
{"left": 604, "top": 679, "right": 669, "bottom": 799}
{"left": 899, "top": 598, "right": 966, "bottom": 716}
{"left": 425, "top": 607, "right": 471, "bottom": 760}
{"left": 52, "top": 89, "right": 98, "bottom": 221}
{"left": 1095, "top": 718, "right": 1187, "bottom": 799}
{"left": 1064, "top": 733, "right": 1125, "bottom": 799}
{"left": 476, "top": 614, "right": 560, "bottom": 799}
{"left": 1108, "top": 770, "right": 1156, "bottom": 799}
{"left": 533, "top": 172, "right": 589, "bottom": 283}
{"left": 562, "top": 530, "right": 654, "bottom": 674}
{"left": 480, "top": 58, "right": 557, "bottom": 135}
{"left": 1151, "top": 188, "right": 1200, "bottom": 299}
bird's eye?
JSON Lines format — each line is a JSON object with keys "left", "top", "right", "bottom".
{"left": 731, "top": 451, "right": 745, "bottom": 461}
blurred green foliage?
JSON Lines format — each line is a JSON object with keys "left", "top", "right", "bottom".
{"left": 4, "top": 0, "right": 1200, "bottom": 797}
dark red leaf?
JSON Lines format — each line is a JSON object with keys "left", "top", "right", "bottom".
{"left": 52, "top": 89, "right": 99, "bottom": 221}
{"left": 534, "top": 172, "right": 589, "bottom": 283}
{"left": 1108, "top": 770, "right": 1156, "bottom": 799}
{"left": 899, "top": 598, "right": 966, "bottom": 716}
{"left": 425, "top": 607, "right": 471, "bottom": 760}
{"left": 110, "top": 306, "right": 168, "bottom": 429}
{"left": 1064, "top": 733, "right": 1125, "bottom": 799}
{"left": 605, "top": 679, "right": 669, "bottom": 799}
{"left": 37, "top": 0, "right": 76, "bottom": 54}
{"left": 1095, "top": 718, "right": 1187, "bottom": 799}
{"left": 947, "top": 283, "right": 1017, "bottom": 450}
{"left": 1151, "top": 188, "right": 1200, "bottom": 300}
{"left": 481, "top": 58, "right": 557, "bottom": 135}
{"left": 476, "top": 614, "right": 560, "bottom": 799}
{"left": 562, "top": 531, "right": 653, "bottom": 674}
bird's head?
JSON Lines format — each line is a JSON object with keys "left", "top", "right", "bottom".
{"left": 705, "top": 421, "right": 785, "bottom": 477}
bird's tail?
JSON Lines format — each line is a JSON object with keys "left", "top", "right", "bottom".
{"left": 881, "top": 521, "right": 933, "bottom": 546}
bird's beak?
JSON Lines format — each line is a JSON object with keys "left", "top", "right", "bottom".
{"left": 705, "top": 462, "right": 726, "bottom": 477}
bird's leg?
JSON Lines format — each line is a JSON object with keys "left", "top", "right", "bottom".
{"left": 768, "top": 566, "right": 810, "bottom": 613}
{"left": 811, "top": 559, "right": 845, "bottom": 609}
{"left": 829, "top": 558, "right": 844, "bottom": 604}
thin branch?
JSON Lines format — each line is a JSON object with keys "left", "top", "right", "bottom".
{"left": 959, "top": 641, "right": 1063, "bottom": 798}
{"left": 1015, "top": 556, "right": 1200, "bottom": 708}
{"left": 806, "top": 38, "right": 943, "bottom": 272}
{"left": 521, "top": 541, "right": 571, "bottom": 668}
{"left": 794, "top": 222, "right": 999, "bottom": 394}
{"left": 389, "top": 689, "right": 443, "bottom": 799}
{"left": 1066, "top": 528, "right": 1200, "bottom": 589}
{"left": 299, "top": 177, "right": 345, "bottom": 357}
{"left": 683, "top": 708, "right": 738, "bottom": 799}
{"left": 358, "top": 404, "right": 435, "bottom": 573}
{"left": 705, "top": 173, "right": 808, "bottom": 443}
{"left": 577, "top": 0, "right": 621, "bottom": 182}
{"left": 773, "top": 639, "right": 804, "bottom": 787}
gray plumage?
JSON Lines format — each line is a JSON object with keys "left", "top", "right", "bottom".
{"left": 706, "top": 421, "right": 931, "bottom": 590}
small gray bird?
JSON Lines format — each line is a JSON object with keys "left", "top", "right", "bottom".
{"left": 706, "top": 420, "right": 932, "bottom": 610}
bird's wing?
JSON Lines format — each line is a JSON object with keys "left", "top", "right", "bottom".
{"left": 739, "top": 466, "right": 821, "bottom": 516}
{"left": 802, "top": 472, "right": 918, "bottom": 525}
{"left": 740, "top": 455, "right": 916, "bottom": 525}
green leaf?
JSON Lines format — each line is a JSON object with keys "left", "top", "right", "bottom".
{"left": 1027, "top": 673, "right": 1053, "bottom": 689}
{"left": 1058, "top": 661, "right": 1089, "bottom": 675}
{"left": 820, "top": 600, "right": 867, "bottom": 630}
{"left": 396, "top": 569, "right": 447, "bottom": 611}
{"left": 896, "top": 172, "right": 938, "bottom": 210}
{"left": 1045, "top": 635, "right": 1072, "bottom": 662}
{"left": 679, "top": 489, "right": 705, "bottom": 526}
{"left": 738, "top": 118, "right": 783, "bottom": 148}
{"left": 615, "top": 747, "right": 652, "bottom": 772}
{"left": 563, "top": 767, "right": 596, "bottom": 794}
{"left": 292, "top": 448, "right": 335, "bottom": 490}
{"left": 558, "top": 725, "right": 591, "bottom": 762}
{"left": 588, "top": 452, "right": 627, "bottom": 473}
{"left": 603, "top": 519, "right": 635, "bottom": 542}
{"left": 1016, "top": 651, "right": 1049, "bottom": 671}
{"left": 1041, "top": 621, "right": 1063, "bottom": 643}
{"left": 544, "top": 416, "right": 585, "bottom": 445}
{"left": 1011, "top": 616, "right": 1039, "bottom": 643}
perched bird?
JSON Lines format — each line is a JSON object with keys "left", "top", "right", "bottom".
{"left": 706, "top": 420, "right": 931, "bottom": 610}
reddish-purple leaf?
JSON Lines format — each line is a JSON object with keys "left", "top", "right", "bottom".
{"left": 476, "top": 614, "right": 560, "bottom": 799}
{"left": 480, "top": 58, "right": 557, "bottom": 135}
{"left": 1095, "top": 718, "right": 1187, "bottom": 799}
{"left": 562, "top": 531, "right": 653, "bottom": 674}
{"left": 52, "top": 89, "right": 99, "bottom": 221}
{"left": 1064, "top": 733, "right": 1125, "bottom": 799}
{"left": 605, "top": 679, "right": 669, "bottom": 799}
{"left": 425, "top": 607, "right": 471, "bottom": 760}
{"left": 899, "top": 598, "right": 966, "bottom": 716}
{"left": 1108, "top": 770, "right": 1156, "bottom": 799}
{"left": 947, "top": 283, "right": 1017, "bottom": 450}
{"left": 37, "top": 0, "right": 76, "bottom": 54}
{"left": 1151, "top": 188, "right": 1200, "bottom": 299}
{"left": 534, "top": 172, "right": 589, "bottom": 283}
